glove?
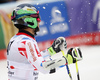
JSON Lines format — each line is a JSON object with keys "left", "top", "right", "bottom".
{"left": 66, "top": 47, "right": 82, "bottom": 64}
{"left": 48, "top": 37, "right": 67, "bottom": 56}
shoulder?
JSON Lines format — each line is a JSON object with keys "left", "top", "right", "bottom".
{"left": 21, "top": 36, "right": 36, "bottom": 44}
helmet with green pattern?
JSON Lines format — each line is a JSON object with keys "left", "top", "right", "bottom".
{"left": 11, "top": 4, "right": 41, "bottom": 33}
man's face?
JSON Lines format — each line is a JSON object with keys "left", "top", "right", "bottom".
{"left": 37, "top": 22, "right": 40, "bottom": 32}
{"left": 32, "top": 21, "right": 40, "bottom": 35}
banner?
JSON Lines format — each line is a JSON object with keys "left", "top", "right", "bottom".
{"left": 38, "top": 32, "right": 100, "bottom": 51}
{"left": 65, "top": 0, "right": 100, "bottom": 35}
{"left": 0, "top": 16, "right": 5, "bottom": 49}
{"left": 0, "top": 11, "right": 17, "bottom": 49}
{"left": 0, "top": 49, "right": 6, "bottom": 60}
{"left": 35, "top": 1, "right": 70, "bottom": 42}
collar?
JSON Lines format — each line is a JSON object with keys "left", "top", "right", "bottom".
{"left": 16, "top": 30, "right": 35, "bottom": 40}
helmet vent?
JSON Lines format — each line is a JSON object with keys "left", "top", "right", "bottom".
{"left": 27, "top": 22, "right": 34, "bottom": 26}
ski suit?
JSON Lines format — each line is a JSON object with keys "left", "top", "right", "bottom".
{"left": 7, "top": 30, "right": 51, "bottom": 80}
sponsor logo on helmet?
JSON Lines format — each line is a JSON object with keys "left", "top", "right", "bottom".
{"left": 27, "top": 8, "right": 34, "bottom": 11}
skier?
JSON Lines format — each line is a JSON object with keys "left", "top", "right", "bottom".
{"left": 7, "top": 4, "right": 82, "bottom": 80}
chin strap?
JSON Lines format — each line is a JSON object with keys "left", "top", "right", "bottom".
{"left": 34, "top": 27, "right": 40, "bottom": 35}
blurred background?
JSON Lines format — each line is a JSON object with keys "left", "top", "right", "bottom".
{"left": 0, "top": 0, "right": 100, "bottom": 80}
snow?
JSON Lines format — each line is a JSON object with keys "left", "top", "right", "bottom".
{"left": 43, "top": 7, "right": 46, "bottom": 9}
{"left": 0, "top": 45, "right": 100, "bottom": 80}
{"left": 0, "top": 60, "right": 7, "bottom": 80}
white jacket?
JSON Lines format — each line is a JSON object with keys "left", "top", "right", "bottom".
{"left": 7, "top": 30, "right": 50, "bottom": 80}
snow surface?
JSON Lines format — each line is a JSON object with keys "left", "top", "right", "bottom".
{"left": 0, "top": 45, "right": 100, "bottom": 80}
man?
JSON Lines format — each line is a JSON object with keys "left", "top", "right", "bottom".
{"left": 7, "top": 4, "right": 82, "bottom": 80}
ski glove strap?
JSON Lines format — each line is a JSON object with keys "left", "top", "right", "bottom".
{"left": 48, "top": 47, "right": 56, "bottom": 56}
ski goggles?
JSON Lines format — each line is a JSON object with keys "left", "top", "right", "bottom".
{"left": 11, "top": 11, "right": 41, "bottom": 22}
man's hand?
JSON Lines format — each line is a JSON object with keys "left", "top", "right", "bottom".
{"left": 48, "top": 37, "right": 67, "bottom": 56}
{"left": 66, "top": 47, "right": 83, "bottom": 64}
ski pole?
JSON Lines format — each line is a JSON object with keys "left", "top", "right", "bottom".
{"left": 61, "top": 50, "right": 72, "bottom": 80}
{"left": 75, "top": 61, "right": 80, "bottom": 80}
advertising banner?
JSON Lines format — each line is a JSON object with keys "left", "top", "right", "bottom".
{"left": 38, "top": 32, "right": 100, "bottom": 51}
{"left": 0, "top": 16, "right": 5, "bottom": 49}
{"left": 65, "top": 0, "right": 100, "bottom": 35}
{"left": 0, "top": 49, "right": 6, "bottom": 60}
{"left": 35, "top": 1, "right": 70, "bottom": 42}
